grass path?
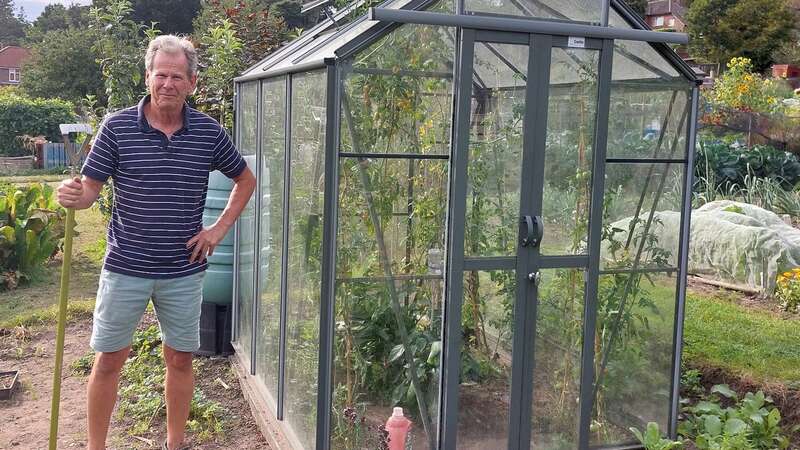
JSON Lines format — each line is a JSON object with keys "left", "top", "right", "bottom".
{"left": 682, "top": 290, "right": 800, "bottom": 384}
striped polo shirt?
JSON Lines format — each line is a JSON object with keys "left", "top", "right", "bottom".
{"left": 81, "top": 95, "right": 247, "bottom": 279}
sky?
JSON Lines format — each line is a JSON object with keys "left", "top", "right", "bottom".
{"left": 16, "top": 0, "right": 92, "bottom": 21}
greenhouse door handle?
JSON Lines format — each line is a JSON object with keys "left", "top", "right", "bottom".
{"left": 520, "top": 215, "right": 543, "bottom": 248}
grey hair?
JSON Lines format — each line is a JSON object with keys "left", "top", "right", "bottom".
{"left": 145, "top": 35, "right": 198, "bottom": 76}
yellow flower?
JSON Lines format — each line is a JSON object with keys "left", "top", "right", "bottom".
{"left": 783, "top": 272, "right": 792, "bottom": 277}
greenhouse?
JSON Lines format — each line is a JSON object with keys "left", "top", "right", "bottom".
{"left": 230, "top": 0, "right": 700, "bottom": 448}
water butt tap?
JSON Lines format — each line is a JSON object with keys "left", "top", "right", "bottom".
{"left": 385, "top": 407, "right": 412, "bottom": 450}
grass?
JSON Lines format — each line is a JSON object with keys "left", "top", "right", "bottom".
{"left": 0, "top": 168, "right": 69, "bottom": 184}
{"left": 682, "top": 291, "right": 800, "bottom": 385}
{"left": 0, "top": 299, "right": 95, "bottom": 329}
{"left": 616, "top": 276, "right": 799, "bottom": 386}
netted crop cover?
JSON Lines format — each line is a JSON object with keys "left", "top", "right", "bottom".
{"left": 610, "top": 200, "right": 800, "bottom": 292}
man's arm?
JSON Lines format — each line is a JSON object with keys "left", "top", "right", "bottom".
{"left": 187, "top": 167, "right": 256, "bottom": 263}
{"left": 56, "top": 176, "right": 105, "bottom": 210}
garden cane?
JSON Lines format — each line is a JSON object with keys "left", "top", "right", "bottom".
{"left": 49, "top": 124, "right": 93, "bottom": 450}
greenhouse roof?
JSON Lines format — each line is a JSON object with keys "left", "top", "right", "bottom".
{"left": 237, "top": 0, "right": 698, "bottom": 83}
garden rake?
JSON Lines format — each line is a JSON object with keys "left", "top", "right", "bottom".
{"left": 49, "top": 123, "right": 93, "bottom": 450}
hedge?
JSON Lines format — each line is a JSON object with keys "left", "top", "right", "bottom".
{"left": 0, "top": 89, "right": 76, "bottom": 157}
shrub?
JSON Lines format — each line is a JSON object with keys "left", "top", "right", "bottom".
{"left": 0, "top": 183, "right": 67, "bottom": 289}
{"left": 0, "top": 89, "right": 76, "bottom": 156}
{"left": 775, "top": 268, "right": 800, "bottom": 312}
{"left": 708, "top": 57, "right": 781, "bottom": 114}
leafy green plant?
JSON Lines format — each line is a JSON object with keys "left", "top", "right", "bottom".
{"left": 694, "top": 140, "right": 800, "bottom": 192}
{"left": 0, "top": 183, "right": 67, "bottom": 289}
{"left": 70, "top": 350, "right": 95, "bottom": 376}
{"left": 679, "top": 384, "right": 790, "bottom": 450}
{"left": 117, "top": 325, "right": 226, "bottom": 441}
{"left": 630, "top": 422, "right": 684, "bottom": 450}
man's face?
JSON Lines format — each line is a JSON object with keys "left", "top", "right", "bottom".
{"left": 145, "top": 51, "right": 197, "bottom": 112}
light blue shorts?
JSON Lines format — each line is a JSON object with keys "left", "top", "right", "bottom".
{"left": 90, "top": 269, "right": 206, "bottom": 353}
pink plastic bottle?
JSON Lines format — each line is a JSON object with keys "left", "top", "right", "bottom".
{"left": 385, "top": 407, "right": 412, "bottom": 450}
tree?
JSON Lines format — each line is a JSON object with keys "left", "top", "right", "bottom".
{"left": 687, "top": 0, "right": 794, "bottom": 71}
{"left": 196, "top": 19, "right": 242, "bottom": 132}
{"left": 25, "top": 3, "right": 91, "bottom": 43}
{"left": 193, "top": 0, "right": 287, "bottom": 68}
{"left": 627, "top": 0, "right": 648, "bottom": 17}
{"left": 94, "top": 0, "right": 200, "bottom": 34}
{"left": 20, "top": 28, "right": 105, "bottom": 105}
{"left": 773, "top": 30, "right": 800, "bottom": 66}
{"left": 0, "top": 0, "right": 27, "bottom": 46}
{"left": 90, "top": 0, "right": 159, "bottom": 110}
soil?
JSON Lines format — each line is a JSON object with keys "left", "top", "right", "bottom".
{"left": 0, "top": 316, "right": 271, "bottom": 449}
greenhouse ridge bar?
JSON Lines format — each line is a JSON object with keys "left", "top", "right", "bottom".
{"left": 230, "top": 0, "right": 702, "bottom": 448}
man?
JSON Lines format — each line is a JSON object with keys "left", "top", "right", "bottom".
{"left": 56, "top": 35, "right": 255, "bottom": 450}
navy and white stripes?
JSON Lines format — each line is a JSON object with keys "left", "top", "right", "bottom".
{"left": 82, "top": 95, "right": 246, "bottom": 279}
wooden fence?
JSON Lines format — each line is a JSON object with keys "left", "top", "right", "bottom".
{"left": 42, "top": 143, "right": 85, "bottom": 169}
{"left": 0, "top": 156, "right": 34, "bottom": 174}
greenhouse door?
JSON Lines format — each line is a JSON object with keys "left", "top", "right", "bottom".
{"left": 443, "top": 29, "right": 613, "bottom": 450}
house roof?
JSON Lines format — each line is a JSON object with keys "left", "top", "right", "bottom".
{"left": 0, "top": 46, "right": 31, "bottom": 68}
{"left": 646, "top": 0, "right": 686, "bottom": 21}
{"left": 237, "top": 0, "right": 698, "bottom": 84}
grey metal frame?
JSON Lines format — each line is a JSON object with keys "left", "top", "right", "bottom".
{"left": 232, "top": 84, "right": 241, "bottom": 343}
{"left": 577, "top": 37, "right": 614, "bottom": 450}
{"left": 439, "top": 26, "right": 475, "bottom": 450}
{"left": 230, "top": 3, "right": 701, "bottom": 449}
{"left": 315, "top": 60, "right": 340, "bottom": 450}
{"left": 251, "top": 81, "right": 264, "bottom": 376}
{"left": 369, "top": 8, "right": 688, "bottom": 44}
{"left": 513, "top": 32, "right": 553, "bottom": 450}
{"left": 669, "top": 86, "right": 699, "bottom": 438}
{"left": 277, "top": 74, "right": 292, "bottom": 420}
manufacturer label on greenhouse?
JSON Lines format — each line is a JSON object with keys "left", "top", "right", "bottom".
{"left": 568, "top": 37, "right": 586, "bottom": 48}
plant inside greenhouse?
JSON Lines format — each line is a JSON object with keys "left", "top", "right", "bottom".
{"left": 229, "top": 0, "right": 700, "bottom": 449}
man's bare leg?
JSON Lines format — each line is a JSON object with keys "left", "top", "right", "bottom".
{"left": 163, "top": 344, "right": 193, "bottom": 450}
{"left": 87, "top": 347, "right": 131, "bottom": 450}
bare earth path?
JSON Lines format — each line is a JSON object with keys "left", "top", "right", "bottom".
{"left": 0, "top": 317, "right": 270, "bottom": 449}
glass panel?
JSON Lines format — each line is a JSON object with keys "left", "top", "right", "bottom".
{"left": 332, "top": 156, "right": 447, "bottom": 449}
{"left": 591, "top": 272, "right": 678, "bottom": 446}
{"left": 340, "top": 23, "right": 455, "bottom": 155}
{"left": 609, "top": 11, "right": 682, "bottom": 81}
{"left": 256, "top": 77, "right": 286, "bottom": 404}
{"left": 336, "top": 157, "right": 448, "bottom": 277}
{"left": 601, "top": 163, "right": 684, "bottom": 270}
{"left": 291, "top": 1, "right": 454, "bottom": 69}
{"left": 531, "top": 268, "right": 585, "bottom": 449}
{"left": 332, "top": 278, "right": 443, "bottom": 450}
{"left": 285, "top": 71, "right": 326, "bottom": 449}
{"left": 541, "top": 48, "right": 599, "bottom": 256}
{"left": 607, "top": 86, "right": 691, "bottom": 160}
{"left": 237, "top": 81, "right": 258, "bottom": 358}
{"left": 465, "top": 0, "right": 602, "bottom": 24}
{"left": 458, "top": 270, "right": 515, "bottom": 449}
{"left": 465, "top": 43, "right": 528, "bottom": 257}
